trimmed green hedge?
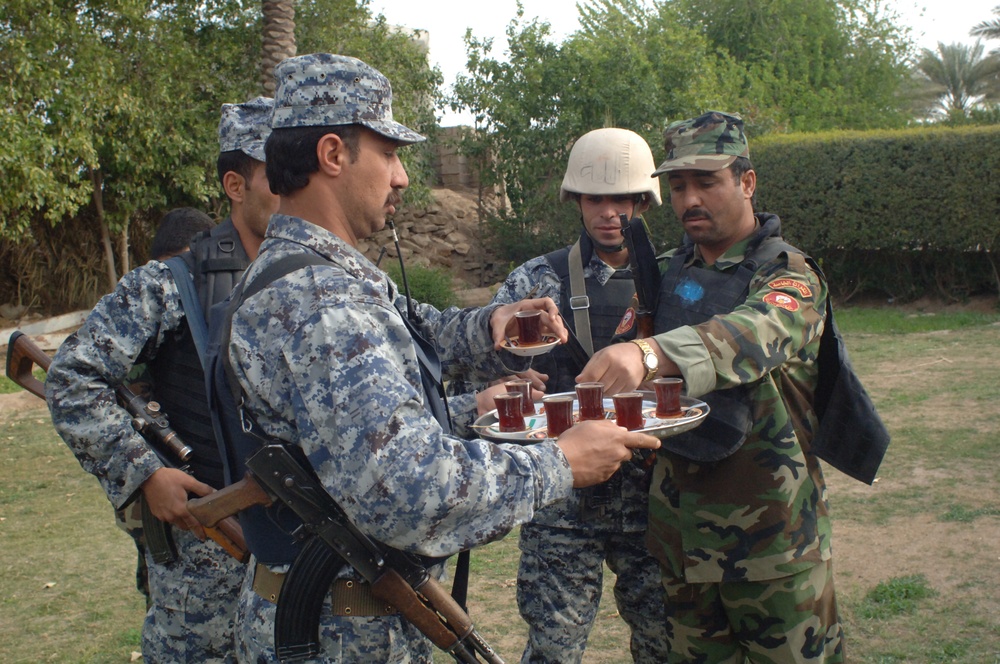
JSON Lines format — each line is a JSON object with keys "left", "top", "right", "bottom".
{"left": 753, "top": 125, "right": 1000, "bottom": 301}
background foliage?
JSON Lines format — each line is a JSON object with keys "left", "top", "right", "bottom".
{"left": 451, "top": 0, "right": 920, "bottom": 269}
{"left": 754, "top": 125, "right": 1000, "bottom": 301}
{"left": 0, "top": 0, "right": 440, "bottom": 311}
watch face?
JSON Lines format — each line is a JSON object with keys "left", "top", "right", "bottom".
{"left": 644, "top": 353, "right": 657, "bottom": 370}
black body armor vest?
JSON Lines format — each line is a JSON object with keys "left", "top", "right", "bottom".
{"left": 147, "top": 218, "right": 250, "bottom": 488}
{"left": 653, "top": 214, "right": 795, "bottom": 463}
{"left": 540, "top": 236, "right": 635, "bottom": 393}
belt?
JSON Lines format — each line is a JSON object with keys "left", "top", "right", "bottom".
{"left": 252, "top": 562, "right": 397, "bottom": 616}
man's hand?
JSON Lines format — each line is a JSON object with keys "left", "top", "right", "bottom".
{"left": 489, "top": 368, "right": 549, "bottom": 392}
{"left": 555, "top": 420, "right": 660, "bottom": 487}
{"left": 140, "top": 468, "right": 215, "bottom": 540}
{"left": 490, "top": 297, "right": 568, "bottom": 349}
{"left": 475, "top": 379, "right": 547, "bottom": 416}
{"left": 576, "top": 343, "right": 647, "bottom": 396}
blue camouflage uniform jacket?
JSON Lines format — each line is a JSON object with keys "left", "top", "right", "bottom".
{"left": 491, "top": 252, "right": 649, "bottom": 532}
{"left": 228, "top": 214, "right": 576, "bottom": 557}
{"left": 46, "top": 261, "right": 194, "bottom": 508}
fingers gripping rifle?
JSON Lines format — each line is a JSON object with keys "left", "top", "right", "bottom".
{"left": 187, "top": 443, "right": 504, "bottom": 664}
{"left": 5, "top": 331, "right": 248, "bottom": 564}
{"left": 619, "top": 214, "right": 659, "bottom": 339}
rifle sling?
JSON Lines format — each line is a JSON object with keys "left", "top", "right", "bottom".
{"left": 567, "top": 241, "right": 594, "bottom": 357}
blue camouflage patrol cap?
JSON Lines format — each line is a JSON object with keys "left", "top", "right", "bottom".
{"left": 651, "top": 111, "right": 750, "bottom": 176}
{"left": 218, "top": 96, "right": 273, "bottom": 162}
{"left": 271, "top": 53, "right": 426, "bottom": 145}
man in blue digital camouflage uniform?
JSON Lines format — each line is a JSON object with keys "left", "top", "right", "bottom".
{"left": 579, "top": 111, "right": 845, "bottom": 662}
{"left": 489, "top": 127, "right": 671, "bottom": 663}
{"left": 46, "top": 97, "right": 279, "bottom": 663}
{"left": 222, "top": 53, "right": 660, "bottom": 663}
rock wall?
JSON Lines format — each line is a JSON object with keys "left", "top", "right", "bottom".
{"left": 356, "top": 187, "right": 507, "bottom": 306}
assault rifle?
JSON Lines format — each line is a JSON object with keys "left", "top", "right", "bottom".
{"left": 5, "top": 330, "right": 248, "bottom": 564}
{"left": 619, "top": 214, "right": 659, "bottom": 339}
{"left": 188, "top": 442, "right": 504, "bottom": 664}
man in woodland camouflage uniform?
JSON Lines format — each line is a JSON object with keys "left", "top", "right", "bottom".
{"left": 580, "top": 111, "right": 845, "bottom": 662}
{"left": 46, "top": 98, "right": 279, "bottom": 662}
{"left": 489, "top": 128, "right": 670, "bottom": 663}
{"left": 220, "top": 53, "right": 659, "bottom": 663}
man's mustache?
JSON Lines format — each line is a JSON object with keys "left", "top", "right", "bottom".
{"left": 682, "top": 209, "right": 712, "bottom": 222}
{"left": 387, "top": 191, "right": 403, "bottom": 208}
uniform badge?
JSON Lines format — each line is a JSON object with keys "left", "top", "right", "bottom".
{"left": 615, "top": 307, "right": 636, "bottom": 335}
{"left": 763, "top": 291, "right": 799, "bottom": 311}
{"left": 766, "top": 278, "right": 812, "bottom": 298}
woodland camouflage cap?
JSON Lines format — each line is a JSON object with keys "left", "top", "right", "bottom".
{"left": 271, "top": 53, "right": 425, "bottom": 145}
{"left": 651, "top": 110, "right": 750, "bottom": 176}
{"left": 218, "top": 96, "right": 273, "bottom": 161}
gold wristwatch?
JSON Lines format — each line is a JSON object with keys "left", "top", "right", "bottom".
{"left": 631, "top": 338, "right": 659, "bottom": 382}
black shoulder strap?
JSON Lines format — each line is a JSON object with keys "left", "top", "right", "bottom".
{"left": 164, "top": 255, "right": 209, "bottom": 369}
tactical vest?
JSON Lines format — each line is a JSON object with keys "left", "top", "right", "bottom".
{"left": 539, "top": 236, "right": 635, "bottom": 393}
{"left": 653, "top": 213, "right": 796, "bottom": 463}
{"left": 146, "top": 218, "right": 250, "bottom": 488}
{"left": 210, "top": 253, "right": 453, "bottom": 565}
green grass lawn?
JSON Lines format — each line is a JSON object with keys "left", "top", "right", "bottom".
{"left": 3, "top": 307, "right": 999, "bottom": 663}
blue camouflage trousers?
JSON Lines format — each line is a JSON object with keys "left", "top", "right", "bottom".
{"left": 235, "top": 557, "right": 435, "bottom": 663}
{"left": 661, "top": 559, "right": 845, "bottom": 663}
{"left": 516, "top": 523, "right": 670, "bottom": 663}
{"left": 142, "top": 526, "right": 244, "bottom": 663}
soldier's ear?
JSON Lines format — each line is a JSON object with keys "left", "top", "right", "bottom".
{"left": 222, "top": 170, "right": 246, "bottom": 204}
{"left": 740, "top": 169, "right": 756, "bottom": 200}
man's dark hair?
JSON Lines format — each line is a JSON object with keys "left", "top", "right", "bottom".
{"left": 729, "top": 156, "right": 757, "bottom": 208}
{"left": 265, "top": 125, "right": 362, "bottom": 196}
{"left": 216, "top": 150, "right": 258, "bottom": 192}
{"left": 150, "top": 207, "right": 215, "bottom": 260}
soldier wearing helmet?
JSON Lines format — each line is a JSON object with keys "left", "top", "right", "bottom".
{"left": 489, "top": 127, "right": 671, "bottom": 663}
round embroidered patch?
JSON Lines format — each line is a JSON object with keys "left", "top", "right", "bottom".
{"left": 615, "top": 307, "right": 636, "bottom": 335}
{"left": 763, "top": 291, "right": 800, "bottom": 311}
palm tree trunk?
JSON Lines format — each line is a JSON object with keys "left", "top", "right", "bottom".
{"left": 260, "top": 0, "right": 297, "bottom": 95}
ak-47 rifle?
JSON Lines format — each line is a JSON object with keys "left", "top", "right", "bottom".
{"left": 5, "top": 330, "right": 248, "bottom": 564}
{"left": 619, "top": 213, "right": 659, "bottom": 339}
{"left": 188, "top": 442, "right": 504, "bottom": 664}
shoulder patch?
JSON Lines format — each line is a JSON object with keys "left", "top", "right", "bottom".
{"left": 763, "top": 291, "right": 800, "bottom": 311}
{"left": 767, "top": 278, "right": 812, "bottom": 298}
{"left": 615, "top": 308, "right": 636, "bottom": 336}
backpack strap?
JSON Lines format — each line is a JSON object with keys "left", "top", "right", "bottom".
{"left": 164, "top": 255, "right": 209, "bottom": 369}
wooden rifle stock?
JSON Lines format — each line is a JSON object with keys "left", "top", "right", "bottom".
{"left": 6, "top": 331, "right": 50, "bottom": 399}
{"left": 6, "top": 330, "right": 249, "bottom": 563}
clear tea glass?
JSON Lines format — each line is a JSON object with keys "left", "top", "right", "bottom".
{"left": 494, "top": 393, "right": 526, "bottom": 432}
{"left": 514, "top": 310, "right": 542, "bottom": 345}
{"left": 542, "top": 394, "right": 575, "bottom": 437}
{"left": 652, "top": 377, "right": 684, "bottom": 418}
{"left": 575, "top": 382, "right": 605, "bottom": 421}
{"left": 504, "top": 379, "right": 536, "bottom": 415}
{"left": 612, "top": 392, "right": 646, "bottom": 431}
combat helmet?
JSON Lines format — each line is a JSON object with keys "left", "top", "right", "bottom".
{"left": 559, "top": 128, "right": 661, "bottom": 205}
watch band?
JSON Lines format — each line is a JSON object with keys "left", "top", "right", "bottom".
{"left": 631, "top": 338, "right": 658, "bottom": 382}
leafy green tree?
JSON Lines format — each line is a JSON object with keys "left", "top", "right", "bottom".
{"left": 913, "top": 41, "right": 1000, "bottom": 122}
{"left": 674, "top": 0, "right": 914, "bottom": 131}
{"left": 451, "top": 0, "right": 748, "bottom": 262}
{"left": 1, "top": 0, "right": 440, "bottom": 304}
